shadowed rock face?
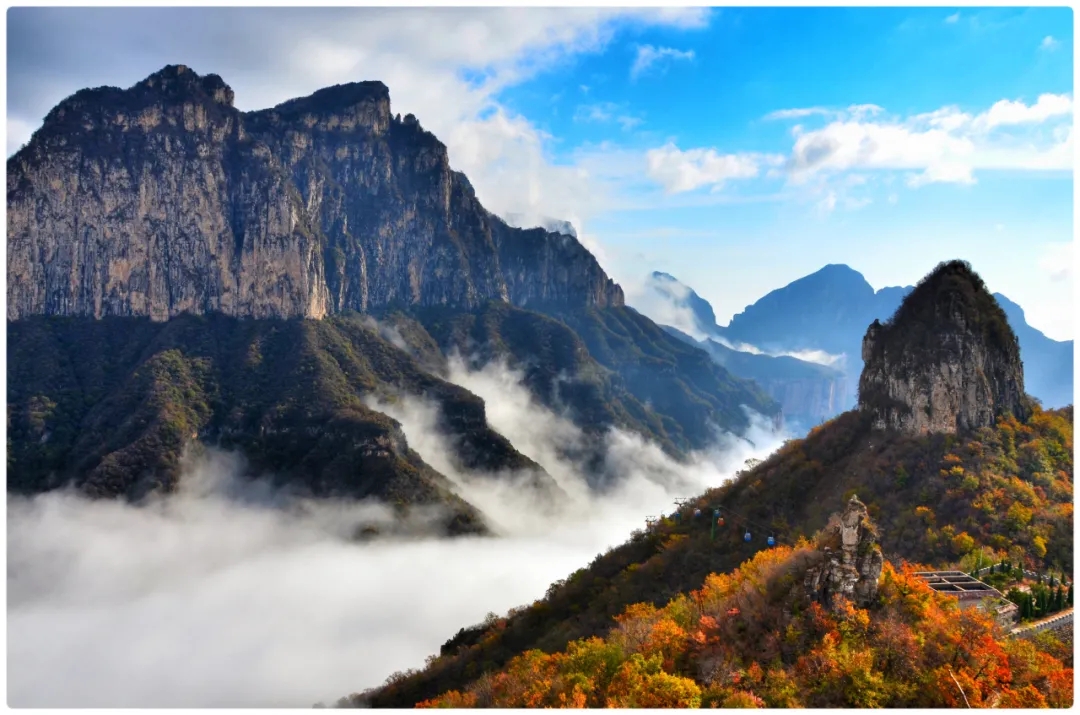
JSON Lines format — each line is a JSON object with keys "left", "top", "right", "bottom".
{"left": 858, "top": 260, "right": 1028, "bottom": 435}
{"left": 7, "top": 64, "right": 623, "bottom": 322}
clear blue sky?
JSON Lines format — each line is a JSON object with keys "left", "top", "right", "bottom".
{"left": 7, "top": 6, "right": 1075, "bottom": 338}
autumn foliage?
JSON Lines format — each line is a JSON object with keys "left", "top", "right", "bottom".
{"left": 355, "top": 407, "right": 1072, "bottom": 709}
{"left": 417, "top": 547, "right": 1072, "bottom": 708}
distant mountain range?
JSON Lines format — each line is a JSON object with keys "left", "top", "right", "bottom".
{"left": 640, "top": 264, "right": 1073, "bottom": 426}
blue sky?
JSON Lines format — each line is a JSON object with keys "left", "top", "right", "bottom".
{"left": 494, "top": 7, "right": 1075, "bottom": 339}
{"left": 6, "top": 6, "right": 1075, "bottom": 339}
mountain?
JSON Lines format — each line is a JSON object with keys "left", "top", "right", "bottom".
{"left": 993, "top": 293, "right": 1074, "bottom": 409}
{"left": 7, "top": 64, "right": 621, "bottom": 321}
{"left": 646, "top": 271, "right": 720, "bottom": 337}
{"left": 405, "top": 507, "right": 1070, "bottom": 708}
{"left": 640, "top": 271, "right": 857, "bottom": 429}
{"left": 7, "top": 312, "right": 572, "bottom": 534}
{"left": 342, "top": 260, "right": 1073, "bottom": 707}
{"left": 724, "top": 264, "right": 904, "bottom": 355}
{"left": 642, "top": 265, "right": 1072, "bottom": 418}
{"left": 663, "top": 325, "right": 849, "bottom": 432}
{"left": 860, "top": 260, "right": 1029, "bottom": 434}
{"left": 6, "top": 65, "right": 780, "bottom": 513}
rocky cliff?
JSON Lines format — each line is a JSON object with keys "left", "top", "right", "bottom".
{"left": 858, "top": 260, "right": 1029, "bottom": 435}
{"left": 803, "top": 495, "right": 884, "bottom": 609}
{"left": 7, "top": 64, "right": 622, "bottom": 322}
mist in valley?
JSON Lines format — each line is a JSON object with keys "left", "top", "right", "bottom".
{"left": 7, "top": 358, "right": 787, "bottom": 707}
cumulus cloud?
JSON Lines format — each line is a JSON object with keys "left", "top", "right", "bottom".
{"left": 787, "top": 94, "right": 1072, "bottom": 185}
{"left": 8, "top": 355, "right": 785, "bottom": 708}
{"left": 630, "top": 44, "right": 695, "bottom": 79}
{"left": 972, "top": 93, "right": 1072, "bottom": 131}
{"left": 1040, "top": 35, "right": 1060, "bottom": 51}
{"left": 645, "top": 142, "right": 783, "bottom": 194}
{"left": 660, "top": 93, "right": 1072, "bottom": 196}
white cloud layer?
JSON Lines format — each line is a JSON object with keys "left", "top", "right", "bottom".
{"left": 8, "top": 356, "right": 785, "bottom": 708}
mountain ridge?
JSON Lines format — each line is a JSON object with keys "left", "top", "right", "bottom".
{"left": 8, "top": 64, "right": 623, "bottom": 323}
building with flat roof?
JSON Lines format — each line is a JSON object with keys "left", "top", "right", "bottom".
{"left": 915, "top": 571, "right": 1018, "bottom": 628}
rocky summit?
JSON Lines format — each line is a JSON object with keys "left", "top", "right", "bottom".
{"left": 858, "top": 259, "right": 1029, "bottom": 435}
{"left": 7, "top": 64, "right": 622, "bottom": 322}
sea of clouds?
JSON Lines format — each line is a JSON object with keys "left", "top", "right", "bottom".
{"left": 7, "top": 357, "right": 786, "bottom": 707}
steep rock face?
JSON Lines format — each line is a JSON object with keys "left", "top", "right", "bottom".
{"left": 803, "top": 495, "right": 884, "bottom": 609}
{"left": 858, "top": 260, "right": 1028, "bottom": 435}
{"left": 7, "top": 65, "right": 622, "bottom": 322}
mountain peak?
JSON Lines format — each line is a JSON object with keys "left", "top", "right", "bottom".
{"left": 135, "top": 64, "right": 235, "bottom": 107}
{"left": 643, "top": 271, "right": 718, "bottom": 336}
{"left": 858, "top": 259, "right": 1028, "bottom": 434}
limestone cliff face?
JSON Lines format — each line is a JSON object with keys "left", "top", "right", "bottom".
{"left": 7, "top": 65, "right": 623, "bottom": 321}
{"left": 804, "top": 496, "right": 884, "bottom": 609}
{"left": 858, "top": 260, "right": 1028, "bottom": 435}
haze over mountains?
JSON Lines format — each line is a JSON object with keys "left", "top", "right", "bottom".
{"left": 636, "top": 264, "right": 1073, "bottom": 430}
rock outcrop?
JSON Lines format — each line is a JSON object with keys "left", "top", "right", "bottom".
{"left": 804, "top": 495, "right": 884, "bottom": 608}
{"left": 7, "top": 64, "right": 622, "bottom": 322}
{"left": 858, "top": 260, "right": 1028, "bottom": 435}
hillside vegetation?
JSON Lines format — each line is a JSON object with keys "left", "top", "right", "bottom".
{"left": 414, "top": 547, "right": 1072, "bottom": 708}
{"left": 7, "top": 312, "right": 558, "bottom": 533}
{"left": 351, "top": 405, "right": 1073, "bottom": 706}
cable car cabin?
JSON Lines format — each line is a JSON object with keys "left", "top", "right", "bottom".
{"left": 694, "top": 509, "right": 702, "bottom": 518}
{"left": 727, "top": 607, "right": 740, "bottom": 616}
{"left": 717, "top": 517, "right": 725, "bottom": 526}
{"left": 744, "top": 531, "right": 752, "bottom": 542}
{"left": 767, "top": 536, "right": 776, "bottom": 546}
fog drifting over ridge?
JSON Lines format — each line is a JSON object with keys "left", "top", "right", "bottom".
{"left": 625, "top": 274, "right": 846, "bottom": 367}
{"left": 8, "top": 359, "right": 787, "bottom": 708}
